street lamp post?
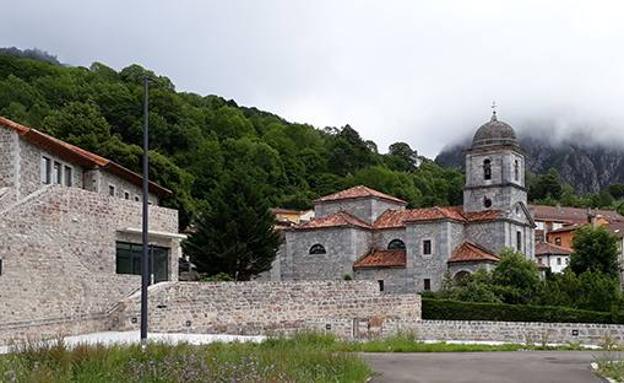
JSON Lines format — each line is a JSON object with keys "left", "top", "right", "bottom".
{"left": 140, "top": 77, "right": 150, "bottom": 348}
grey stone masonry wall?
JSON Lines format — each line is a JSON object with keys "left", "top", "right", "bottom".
{"left": 0, "top": 185, "right": 179, "bottom": 332}
{"left": 282, "top": 227, "right": 371, "bottom": 280}
{"left": 111, "top": 281, "right": 422, "bottom": 339}
{"left": 0, "top": 128, "right": 16, "bottom": 190}
{"left": 315, "top": 198, "right": 404, "bottom": 224}
{"left": 354, "top": 268, "right": 410, "bottom": 294}
{"left": 413, "top": 320, "right": 624, "bottom": 346}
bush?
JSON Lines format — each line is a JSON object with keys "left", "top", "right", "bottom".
{"left": 422, "top": 298, "right": 624, "bottom": 324}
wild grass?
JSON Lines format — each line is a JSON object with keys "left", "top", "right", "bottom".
{"left": 0, "top": 333, "right": 371, "bottom": 383}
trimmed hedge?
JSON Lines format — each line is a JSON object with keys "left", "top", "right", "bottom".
{"left": 422, "top": 298, "right": 624, "bottom": 324}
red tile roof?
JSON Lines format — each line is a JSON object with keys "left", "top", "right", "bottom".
{"left": 607, "top": 221, "right": 624, "bottom": 239}
{"left": 448, "top": 242, "right": 500, "bottom": 264}
{"left": 373, "top": 206, "right": 504, "bottom": 229}
{"left": 0, "top": 116, "right": 171, "bottom": 197}
{"left": 315, "top": 185, "right": 407, "bottom": 205}
{"left": 530, "top": 204, "right": 624, "bottom": 224}
{"left": 353, "top": 249, "right": 406, "bottom": 269}
{"left": 535, "top": 241, "right": 573, "bottom": 256}
{"left": 291, "top": 211, "right": 371, "bottom": 231}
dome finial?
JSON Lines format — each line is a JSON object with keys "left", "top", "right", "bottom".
{"left": 490, "top": 101, "right": 497, "bottom": 121}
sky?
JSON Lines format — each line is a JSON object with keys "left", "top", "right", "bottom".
{"left": 2, "top": 0, "right": 624, "bottom": 157}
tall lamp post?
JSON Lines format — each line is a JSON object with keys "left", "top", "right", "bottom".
{"left": 140, "top": 77, "right": 150, "bottom": 348}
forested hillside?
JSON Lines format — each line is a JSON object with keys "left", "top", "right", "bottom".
{"left": 0, "top": 50, "right": 464, "bottom": 228}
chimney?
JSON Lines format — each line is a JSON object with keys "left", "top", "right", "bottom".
{"left": 587, "top": 208, "right": 597, "bottom": 228}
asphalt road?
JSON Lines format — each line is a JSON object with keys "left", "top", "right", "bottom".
{"left": 363, "top": 351, "right": 608, "bottom": 383}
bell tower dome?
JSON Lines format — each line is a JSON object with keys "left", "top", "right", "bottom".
{"left": 463, "top": 111, "right": 526, "bottom": 213}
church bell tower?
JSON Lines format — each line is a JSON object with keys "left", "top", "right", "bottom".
{"left": 463, "top": 110, "right": 527, "bottom": 213}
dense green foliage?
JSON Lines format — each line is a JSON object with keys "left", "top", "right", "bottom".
{"left": 0, "top": 52, "right": 464, "bottom": 231}
{"left": 422, "top": 298, "right": 623, "bottom": 324}
{"left": 434, "top": 247, "right": 623, "bottom": 314}
{"left": 0, "top": 335, "right": 371, "bottom": 382}
{"left": 570, "top": 225, "right": 620, "bottom": 277}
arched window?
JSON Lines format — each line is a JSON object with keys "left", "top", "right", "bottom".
{"left": 454, "top": 270, "right": 471, "bottom": 282}
{"left": 387, "top": 239, "right": 406, "bottom": 250}
{"left": 483, "top": 159, "right": 492, "bottom": 180}
{"left": 483, "top": 196, "right": 492, "bottom": 208}
{"left": 514, "top": 160, "right": 520, "bottom": 181}
{"left": 309, "top": 244, "right": 326, "bottom": 255}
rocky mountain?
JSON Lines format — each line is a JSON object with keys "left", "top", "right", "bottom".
{"left": 435, "top": 135, "right": 624, "bottom": 194}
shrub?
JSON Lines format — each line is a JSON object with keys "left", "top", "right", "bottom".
{"left": 422, "top": 298, "right": 624, "bottom": 324}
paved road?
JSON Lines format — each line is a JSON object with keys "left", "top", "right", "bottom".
{"left": 363, "top": 351, "right": 607, "bottom": 383}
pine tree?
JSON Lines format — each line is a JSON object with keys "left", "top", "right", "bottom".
{"left": 182, "top": 172, "right": 282, "bottom": 280}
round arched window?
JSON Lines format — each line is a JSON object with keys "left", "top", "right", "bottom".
{"left": 483, "top": 196, "right": 492, "bottom": 208}
{"left": 309, "top": 244, "right": 326, "bottom": 255}
{"left": 454, "top": 270, "right": 471, "bottom": 282}
{"left": 387, "top": 239, "right": 406, "bottom": 250}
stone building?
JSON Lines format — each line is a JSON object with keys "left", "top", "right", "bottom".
{"left": 279, "top": 112, "right": 536, "bottom": 292}
{"left": 0, "top": 116, "right": 183, "bottom": 331}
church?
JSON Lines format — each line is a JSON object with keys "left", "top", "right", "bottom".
{"left": 276, "top": 111, "right": 536, "bottom": 293}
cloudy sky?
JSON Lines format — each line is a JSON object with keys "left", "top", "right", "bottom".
{"left": 2, "top": 0, "right": 624, "bottom": 157}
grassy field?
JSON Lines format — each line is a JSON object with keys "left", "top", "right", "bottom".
{"left": 0, "top": 332, "right": 602, "bottom": 382}
{"left": 0, "top": 333, "right": 371, "bottom": 383}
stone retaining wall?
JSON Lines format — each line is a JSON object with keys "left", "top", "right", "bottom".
{"left": 111, "top": 281, "right": 422, "bottom": 339}
{"left": 413, "top": 320, "right": 624, "bottom": 346}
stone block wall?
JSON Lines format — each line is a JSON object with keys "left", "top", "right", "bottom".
{"left": 111, "top": 281, "right": 422, "bottom": 339}
{"left": 0, "top": 185, "right": 179, "bottom": 339}
{"left": 413, "top": 320, "right": 624, "bottom": 346}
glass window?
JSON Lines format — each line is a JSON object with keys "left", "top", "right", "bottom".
{"left": 378, "top": 280, "right": 384, "bottom": 292}
{"left": 388, "top": 239, "right": 406, "bottom": 250}
{"left": 115, "top": 242, "right": 170, "bottom": 283}
{"left": 514, "top": 160, "right": 520, "bottom": 181}
{"left": 424, "top": 279, "right": 431, "bottom": 291}
{"left": 555, "top": 237, "right": 561, "bottom": 246}
{"left": 109, "top": 185, "right": 115, "bottom": 197}
{"left": 309, "top": 244, "right": 326, "bottom": 254}
{"left": 64, "top": 166, "right": 73, "bottom": 187}
{"left": 41, "top": 156, "right": 51, "bottom": 184}
{"left": 557, "top": 257, "right": 562, "bottom": 265}
{"left": 516, "top": 231, "right": 522, "bottom": 252}
{"left": 53, "top": 162, "right": 62, "bottom": 184}
{"left": 124, "top": 191, "right": 130, "bottom": 200}
{"left": 483, "top": 159, "right": 492, "bottom": 180}
{"left": 423, "top": 240, "right": 432, "bottom": 255}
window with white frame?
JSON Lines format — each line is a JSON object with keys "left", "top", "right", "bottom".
{"left": 41, "top": 156, "right": 51, "bottom": 184}
{"left": 53, "top": 161, "right": 62, "bottom": 184}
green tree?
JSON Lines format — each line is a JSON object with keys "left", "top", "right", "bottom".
{"left": 42, "top": 101, "right": 112, "bottom": 152}
{"left": 491, "top": 248, "right": 540, "bottom": 304}
{"left": 529, "top": 168, "right": 563, "bottom": 200}
{"left": 570, "top": 225, "right": 619, "bottom": 277}
{"left": 385, "top": 142, "right": 419, "bottom": 172}
{"left": 182, "top": 172, "right": 282, "bottom": 280}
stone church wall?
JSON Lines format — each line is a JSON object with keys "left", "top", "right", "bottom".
{"left": 283, "top": 227, "right": 371, "bottom": 280}
{"left": 315, "top": 198, "right": 404, "bottom": 224}
{"left": 111, "top": 281, "right": 422, "bottom": 339}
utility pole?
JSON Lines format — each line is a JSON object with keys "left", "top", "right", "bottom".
{"left": 140, "top": 77, "right": 149, "bottom": 348}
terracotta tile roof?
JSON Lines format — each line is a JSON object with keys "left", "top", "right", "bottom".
{"left": 373, "top": 206, "right": 504, "bottom": 229}
{"left": 448, "top": 242, "right": 500, "bottom": 264}
{"left": 353, "top": 249, "right": 406, "bottom": 269}
{"left": 0, "top": 116, "right": 171, "bottom": 197}
{"left": 607, "top": 221, "right": 624, "bottom": 239}
{"left": 549, "top": 223, "right": 582, "bottom": 234}
{"left": 291, "top": 211, "right": 371, "bottom": 231}
{"left": 315, "top": 185, "right": 407, "bottom": 205}
{"left": 530, "top": 204, "right": 624, "bottom": 224}
{"left": 535, "top": 241, "right": 573, "bottom": 256}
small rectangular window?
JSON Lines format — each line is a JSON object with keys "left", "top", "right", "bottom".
{"left": 424, "top": 279, "right": 431, "bottom": 291}
{"left": 109, "top": 185, "right": 116, "bottom": 197}
{"left": 53, "top": 162, "right": 62, "bottom": 184}
{"left": 134, "top": 195, "right": 140, "bottom": 202}
{"left": 64, "top": 166, "right": 73, "bottom": 187}
{"left": 378, "top": 280, "right": 384, "bottom": 292}
{"left": 124, "top": 191, "right": 130, "bottom": 200}
{"left": 0, "top": 258, "right": 3, "bottom": 275}
{"left": 557, "top": 257, "right": 562, "bottom": 265}
{"left": 516, "top": 231, "right": 522, "bottom": 252}
{"left": 41, "top": 156, "right": 51, "bottom": 184}
{"left": 555, "top": 237, "right": 561, "bottom": 246}
{"left": 423, "top": 240, "right": 432, "bottom": 255}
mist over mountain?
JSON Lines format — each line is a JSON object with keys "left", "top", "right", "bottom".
{"left": 435, "top": 129, "right": 624, "bottom": 194}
